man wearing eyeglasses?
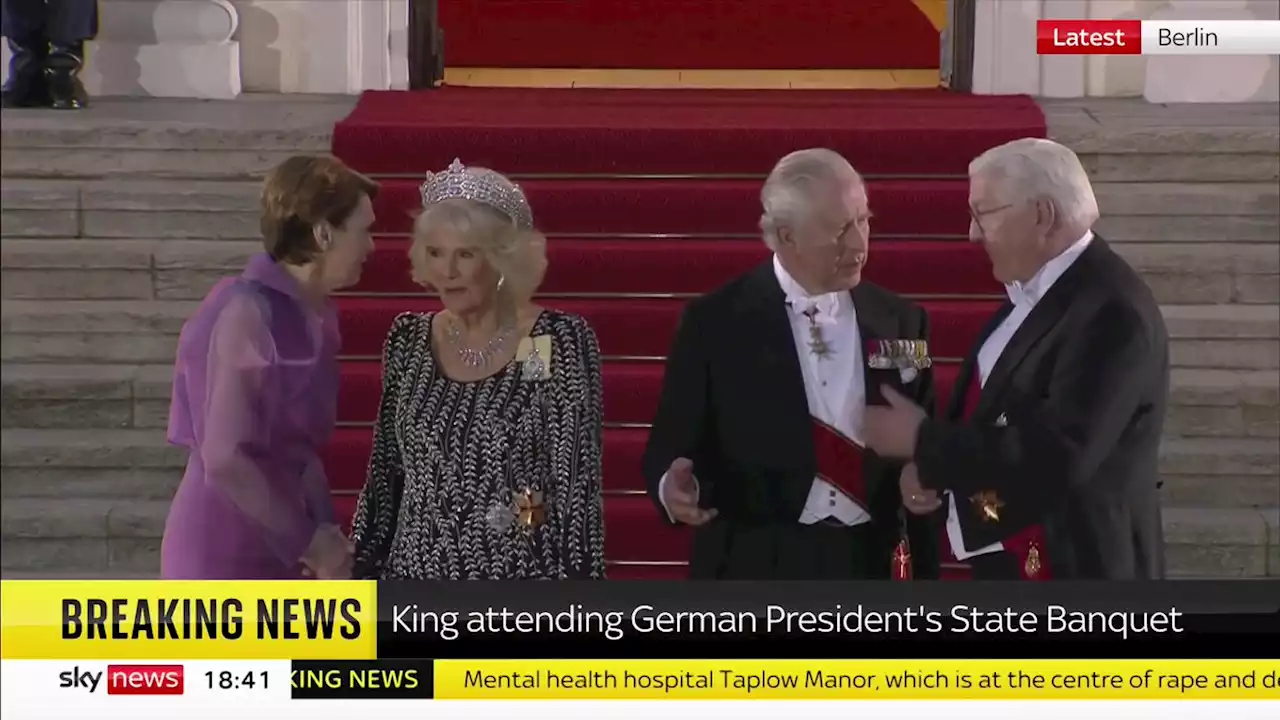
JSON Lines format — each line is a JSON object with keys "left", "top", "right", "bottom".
{"left": 862, "top": 138, "right": 1169, "bottom": 581}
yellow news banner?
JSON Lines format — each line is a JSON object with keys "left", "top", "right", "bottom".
{"left": 1, "top": 581, "right": 1277, "bottom": 700}
{"left": 433, "top": 660, "right": 1277, "bottom": 700}
{"left": 0, "top": 580, "right": 377, "bottom": 660}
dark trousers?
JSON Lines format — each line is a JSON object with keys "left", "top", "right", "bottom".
{"left": 1, "top": 0, "right": 97, "bottom": 50}
{"left": 690, "top": 520, "right": 883, "bottom": 580}
{"left": 967, "top": 550, "right": 1024, "bottom": 580}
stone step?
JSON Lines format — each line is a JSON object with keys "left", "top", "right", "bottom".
{"left": 1163, "top": 369, "right": 1280, "bottom": 439}
{"left": 1080, "top": 153, "right": 1280, "bottom": 183}
{"left": 1, "top": 179, "right": 261, "bottom": 240}
{"left": 1163, "top": 304, "right": 1280, "bottom": 369}
{"left": 4, "top": 177, "right": 1279, "bottom": 242}
{"left": 1158, "top": 437, "right": 1280, "bottom": 477}
{"left": 1095, "top": 215, "right": 1280, "bottom": 244}
{"left": 3, "top": 359, "right": 1275, "bottom": 437}
{"left": 1160, "top": 507, "right": 1278, "bottom": 578}
{"left": 0, "top": 364, "right": 173, "bottom": 430}
{"left": 0, "top": 94, "right": 1271, "bottom": 185}
{"left": 0, "top": 238, "right": 253, "bottom": 301}
{"left": 6, "top": 299, "right": 1276, "bottom": 368}
{"left": 2, "top": 300, "right": 193, "bottom": 364}
{"left": 0, "top": 495, "right": 164, "bottom": 575}
{"left": 1, "top": 495, "right": 1273, "bottom": 578}
{"left": 5, "top": 238, "right": 1277, "bottom": 305}
{"left": 0, "top": 96, "right": 352, "bottom": 181}
{"left": 1111, "top": 243, "right": 1278, "bottom": 305}
{"left": 4, "top": 145, "right": 1277, "bottom": 184}
{"left": 1095, "top": 182, "right": 1280, "bottom": 218}
{"left": 1045, "top": 101, "right": 1280, "bottom": 158}
{"left": 2, "top": 429, "right": 1275, "bottom": 511}
{"left": 1160, "top": 475, "right": 1280, "bottom": 510}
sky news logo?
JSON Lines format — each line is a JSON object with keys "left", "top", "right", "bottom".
{"left": 58, "top": 665, "right": 185, "bottom": 695}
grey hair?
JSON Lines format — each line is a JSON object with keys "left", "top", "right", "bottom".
{"left": 969, "top": 138, "right": 1099, "bottom": 229}
{"left": 759, "top": 148, "right": 862, "bottom": 250}
{"left": 410, "top": 198, "right": 547, "bottom": 303}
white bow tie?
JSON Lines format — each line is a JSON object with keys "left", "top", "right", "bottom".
{"left": 788, "top": 294, "right": 839, "bottom": 325}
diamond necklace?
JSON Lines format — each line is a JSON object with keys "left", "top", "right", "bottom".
{"left": 444, "top": 316, "right": 517, "bottom": 369}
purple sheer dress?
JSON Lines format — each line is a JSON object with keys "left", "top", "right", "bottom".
{"left": 162, "top": 253, "right": 341, "bottom": 579}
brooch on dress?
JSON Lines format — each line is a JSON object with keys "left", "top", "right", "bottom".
{"left": 487, "top": 489, "right": 547, "bottom": 532}
{"left": 517, "top": 335, "right": 553, "bottom": 382}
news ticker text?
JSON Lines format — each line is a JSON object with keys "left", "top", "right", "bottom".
{"left": 3, "top": 580, "right": 1278, "bottom": 660}
{"left": 1036, "top": 19, "right": 1280, "bottom": 55}
{"left": 34, "top": 659, "right": 1280, "bottom": 700}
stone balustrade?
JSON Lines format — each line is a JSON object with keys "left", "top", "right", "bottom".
{"left": 1, "top": 0, "right": 409, "bottom": 98}
{"left": 2, "top": 2, "right": 1276, "bottom": 102}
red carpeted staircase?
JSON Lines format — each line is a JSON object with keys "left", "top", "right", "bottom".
{"left": 438, "top": 0, "right": 941, "bottom": 70}
{"left": 327, "top": 86, "right": 1046, "bottom": 579}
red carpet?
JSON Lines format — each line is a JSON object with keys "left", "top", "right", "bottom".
{"left": 329, "top": 86, "right": 1047, "bottom": 579}
{"left": 439, "top": 0, "right": 940, "bottom": 70}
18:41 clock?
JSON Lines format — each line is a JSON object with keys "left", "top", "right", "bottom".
{"left": 206, "top": 670, "right": 269, "bottom": 690}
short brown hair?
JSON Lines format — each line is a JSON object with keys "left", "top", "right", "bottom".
{"left": 260, "top": 155, "right": 380, "bottom": 264}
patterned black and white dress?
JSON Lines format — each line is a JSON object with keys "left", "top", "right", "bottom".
{"left": 350, "top": 310, "right": 606, "bottom": 579}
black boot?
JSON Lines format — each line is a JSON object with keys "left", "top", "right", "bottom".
{"left": 45, "top": 43, "right": 88, "bottom": 110}
{"left": 1, "top": 38, "right": 50, "bottom": 108}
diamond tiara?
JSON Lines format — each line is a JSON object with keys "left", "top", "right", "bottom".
{"left": 419, "top": 159, "right": 534, "bottom": 230}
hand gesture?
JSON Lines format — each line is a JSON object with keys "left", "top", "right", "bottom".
{"left": 863, "top": 385, "right": 929, "bottom": 458}
{"left": 662, "top": 457, "right": 718, "bottom": 526}
{"left": 900, "top": 463, "right": 942, "bottom": 516}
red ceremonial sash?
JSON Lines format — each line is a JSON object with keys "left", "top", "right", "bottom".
{"left": 940, "top": 368, "right": 1052, "bottom": 581}
{"left": 810, "top": 418, "right": 868, "bottom": 508}
{"left": 812, "top": 417, "right": 918, "bottom": 581}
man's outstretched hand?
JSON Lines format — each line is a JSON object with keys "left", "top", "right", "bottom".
{"left": 864, "top": 385, "right": 928, "bottom": 459}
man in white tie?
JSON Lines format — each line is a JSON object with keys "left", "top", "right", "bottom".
{"left": 862, "top": 138, "right": 1169, "bottom": 580}
{"left": 642, "top": 148, "right": 940, "bottom": 580}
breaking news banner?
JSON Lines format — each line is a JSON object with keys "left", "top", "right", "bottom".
{"left": 1036, "top": 19, "right": 1280, "bottom": 55}
{"left": 0, "top": 580, "right": 1277, "bottom": 718}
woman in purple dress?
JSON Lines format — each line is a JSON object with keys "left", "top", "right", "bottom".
{"left": 162, "top": 156, "right": 379, "bottom": 580}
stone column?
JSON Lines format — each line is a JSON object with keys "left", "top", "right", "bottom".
{"left": 233, "top": 0, "right": 407, "bottom": 94}
{"left": 82, "top": 0, "right": 241, "bottom": 98}
{"left": 970, "top": 0, "right": 1043, "bottom": 95}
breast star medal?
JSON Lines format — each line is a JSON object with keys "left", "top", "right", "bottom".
{"left": 970, "top": 490, "right": 1004, "bottom": 522}
{"left": 514, "top": 488, "right": 545, "bottom": 529}
{"left": 487, "top": 489, "right": 547, "bottom": 531}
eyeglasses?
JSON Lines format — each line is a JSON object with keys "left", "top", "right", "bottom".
{"left": 969, "top": 203, "right": 1014, "bottom": 237}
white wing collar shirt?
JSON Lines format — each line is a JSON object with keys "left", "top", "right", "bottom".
{"left": 773, "top": 256, "right": 872, "bottom": 527}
